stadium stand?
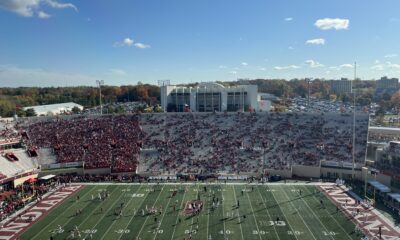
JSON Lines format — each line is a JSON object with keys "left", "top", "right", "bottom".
{"left": 19, "top": 112, "right": 369, "bottom": 174}
{"left": 0, "top": 149, "right": 40, "bottom": 178}
{"left": 0, "top": 120, "right": 20, "bottom": 145}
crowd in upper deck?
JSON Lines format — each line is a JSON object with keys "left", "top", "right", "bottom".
{"left": 0, "top": 121, "right": 20, "bottom": 144}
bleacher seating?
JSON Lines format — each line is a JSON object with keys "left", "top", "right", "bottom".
{"left": 0, "top": 149, "right": 39, "bottom": 178}
{"left": 20, "top": 112, "right": 369, "bottom": 174}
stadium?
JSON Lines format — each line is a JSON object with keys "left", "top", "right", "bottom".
{"left": 0, "top": 110, "right": 399, "bottom": 240}
{"left": 1, "top": 1, "right": 400, "bottom": 239}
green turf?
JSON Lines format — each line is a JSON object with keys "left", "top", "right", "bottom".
{"left": 20, "top": 183, "right": 362, "bottom": 240}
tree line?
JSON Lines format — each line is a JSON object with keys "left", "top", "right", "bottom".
{"left": 0, "top": 78, "right": 397, "bottom": 117}
{"left": 0, "top": 84, "right": 160, "bottom": 117}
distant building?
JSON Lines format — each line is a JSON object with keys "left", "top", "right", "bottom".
{"left": 257, "top": 93, "right": 277, "bottom": 112}
{"left": 160, "top": 82, "right": 258, "bottom": 112}
{"left": 23, "top": 102, "right": 83, "bottom": 116}
{"left": 376, "top": 76, "right": 399, "bottom": 95}
{"left": 329, "top": 78, "right": 352, "bottom": 94}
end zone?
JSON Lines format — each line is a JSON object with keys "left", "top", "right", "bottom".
{"left": 319, "top": 184, "right": 400, "bottom": 240}
{"left": 0, "top": 185, "right": 82, "bottom": 240}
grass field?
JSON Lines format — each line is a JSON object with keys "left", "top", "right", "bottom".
{"left": 20, "top": 183, "right": 362, "bottom": 240}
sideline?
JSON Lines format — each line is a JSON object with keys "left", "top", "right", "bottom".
{"left": 70, "top": 182, "right": 336, "bottom": 186}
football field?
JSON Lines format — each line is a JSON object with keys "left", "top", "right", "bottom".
{"left": 20, "top": 183, "right": 361, "bottom": 240}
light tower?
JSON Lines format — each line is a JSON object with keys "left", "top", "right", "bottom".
{"left": 96, "top": 80, "right": 104, "bottom": 115}
{"left": 306, "top": 78, "right": 313, "bottom": 109}
{"left": 352, "top": 62, "right": 357, "bottom": 179}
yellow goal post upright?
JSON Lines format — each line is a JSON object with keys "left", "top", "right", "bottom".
{"left": 362, "top": 166, "right": 379, "bottom": 207}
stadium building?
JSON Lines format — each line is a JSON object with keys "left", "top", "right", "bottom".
{"left": 329, "top": 78, "right": 352, "bottom": 94}
{"left": 160, "top": 82, "right": 259, "bottom": 112}
{"left": 375, "top": 76, "right": 399, "bottom": 96}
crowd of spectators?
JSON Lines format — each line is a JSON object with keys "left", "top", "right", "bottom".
{"left": 0, "top": 121, "right": 20, "bottom": 144}
{"left": 22, "top": 115, "right": 143, "bottom": 172}
{"left": 368, "top": 132, "right": 400, "bottom": 143}
{"left": 20, "top": 112, "right": 369, "bottom": 174}
{"left": 141, "top": 112, "right": 369, "bottom": 173}
{"left": 82, "top": 102, "right": 147, "bottom": 115}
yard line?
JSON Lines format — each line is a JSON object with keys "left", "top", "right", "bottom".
{"left": 152, "top": 185, "right": 174, "bottom": 240}
{"left": 278, "top": 185, "right": 317, "bottom": 240}
{"left": 98, "top": 185, "right": 143, "bottom": 240}
{"left": 270, "top": 186, "right": 300, "bottom": 240}
{"left": 256, "top": 186, "right": 280, "bottom": 240}
{"left": 116, "top": 186, "right": 154, "bottom": 240}
{"left": 206, "top": 184, "right": 210, "bottom": 240}
{"left": 220, "top": 185, "right": 227, "bottom": 239}
{"left": 245, "top": 188, "right": 262, "bottom": 240}
{"left": 192, "top": 183, "right": 200, "bottom": 238}
{"left": 188, "top": 212, "right": 195, "bottom": 239}
{"left": 30, "top": 185, "right": 94, "bottom": 240}
{"left": 285, "top": 187, "right": 334, "bottom": 240}
{"left": 76, "top": 185, "right": 119, "bottom": 228}
{"left": 232, "top": 185, "right": 245, "bottom": 240}
{"left": 301, "top": 186, "right": 353, "bottom": 240}
{"left": 135, "top": 185, "right": 164, "bottom": 238}
{"left": 170, "top": 186, "right": 188, "bottom": 240}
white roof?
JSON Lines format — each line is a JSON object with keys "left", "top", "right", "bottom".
{"left": 23, "top": 102, "right": 83, "bottom": 115}
{"left": 39, "top": 174, "right": 56, "bottom": 180}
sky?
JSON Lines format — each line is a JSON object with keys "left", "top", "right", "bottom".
{"left": 1, "top": 0, "right": 400, "bottom": 87}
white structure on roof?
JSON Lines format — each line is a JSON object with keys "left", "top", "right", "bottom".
{"left": 23, "top": 102, "right": 83, "bottom": 116}
{"left": 160, "top": 82, "right": 258, "bottom": 112}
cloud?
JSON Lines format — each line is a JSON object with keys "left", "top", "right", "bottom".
{"left": 314, "top": 18, "right": 349, "bottom": 30}
{"left": 114, "top": 37, "right": 134, "bottom": 47}
{"left": 109, "top": 68, "right": 126, "bottom": 75}
{"left": 339, "top": 64, "right": 353, "bottom": 68}
{"left": 387, "top": 62, "right": 400, "bottom": 69}
{"left": 329, "top": 64, "right": 354, "bottom": 70}
{"left": 284, "top": 17, "right": 293, "bottom": 21}
{"left": 305, "top": 38, "right": 325, "bottom": 45}
{"left": 114, "top": 38, "right": 150, "bottom": 49}
{"left": 218, "top": 65, "right": 227, "bottom": 69}
{"left": 305, "top": 60, "right": 324, "bottom": 68}
{"left": 241, "top": 62, "right": 248, "bottom": 66}
{"left": 0, "top": 64, "right": 96, "bottom": 87}
{"left": 44, "top": 0, "right": 77, "bottom": 11}
{"left": 228, "top": 71, "right": 237, "bottom": 75}
{"left": 134, "top": 42, "right": 150, "bottom": 49}
{"left": 123, "top": 38, "right": 134, "bottom": 46}
{"left": 258, "top": 67, "right": 266, "bottom": 71}
{"left": 370, "top": 61, "right": 400, "bottom": 71}
{"left": 38, "top": 10, "right": 50, "bottom": 18}
{"left": 288, "top": 46, "right": 294, "bottom": 50}
{"left": 371, "top": 64, "right": 384, "bottom": 71}
{"left": 384, "top": 54, "right": 398, "bottom": 58}
{"left": 0, "top": 0, "right": 77, "bottom": 17}
{"left": 0, "top": 0, "right": 41, "bottom": 17}
{"left": 274, "top": 65, "right": 300, "bottom": 70}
